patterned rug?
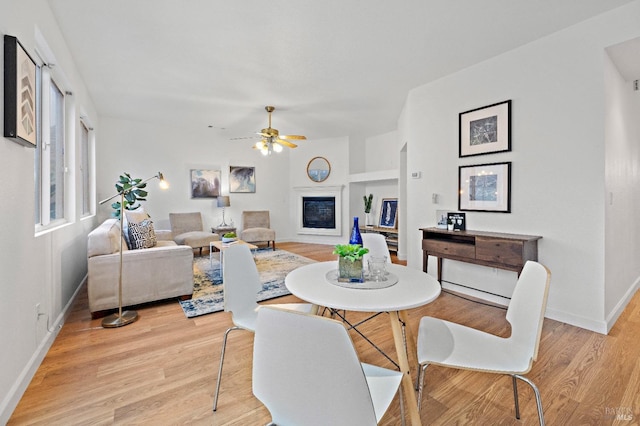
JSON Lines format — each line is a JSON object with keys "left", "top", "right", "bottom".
{"left": 179, "top": 249, "right": 316, "bottom": 318}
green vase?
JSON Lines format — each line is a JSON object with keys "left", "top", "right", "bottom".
{"left": 338, "top": 257, "right": 364, "bottom": 282}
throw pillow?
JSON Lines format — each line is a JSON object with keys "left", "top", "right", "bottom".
{"left": 123, "top": 206, "right": 150, "bottom": 249}
{"left": 128, "top": 218, "right": 157, "bottom": 249}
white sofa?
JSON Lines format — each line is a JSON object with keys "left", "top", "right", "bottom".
{"left": 87, "top": 219, "right": 194, "bottom": 317}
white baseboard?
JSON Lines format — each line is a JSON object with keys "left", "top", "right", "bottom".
{"left": 0, "top": 276, "right": 86, "bottom": 424}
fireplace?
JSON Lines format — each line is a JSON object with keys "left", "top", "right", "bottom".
{"left": 294, "top": 186, "right": 343, "bottom": 236}
{"left": 302, "top": 197, "right": 335, "bottom": 229}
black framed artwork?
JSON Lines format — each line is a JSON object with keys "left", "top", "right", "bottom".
{"left": 4, "top": 35, "right": 37, "bottom": 147}
{"left": 459, "top": 100, "right": 511, "bottom": 158}
{"left": 459, "top": 162, "right": 511, "bottom": 213}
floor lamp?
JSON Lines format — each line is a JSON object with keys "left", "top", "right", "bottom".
{"left": 98, "top": 172, "right": 168, "bottom": 328}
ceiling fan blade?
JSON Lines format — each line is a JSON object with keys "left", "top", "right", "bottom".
{"left": 230, "top": 136, "right": 259, "bottom": 140}
{"left": 275, "top": 139, "right": 298, "bottom": 148}
{"left": 280, "top": 134, "right": 307, "bottom": 140}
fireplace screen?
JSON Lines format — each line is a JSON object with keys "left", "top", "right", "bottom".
{"left": 302, "top": 196, "right": 336, "bottom": 229}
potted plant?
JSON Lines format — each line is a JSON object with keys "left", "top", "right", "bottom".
{"left": 110, "top": 173, "right": 149, "bottom": 219}
{"left": 333, "top": 244, "right": 369, "bottom": 282}
{"left": 222, "top": 232, "right": 237, "bottom": 243}
{"left": 363, "top": 194, "right": 373, "bottom": 227}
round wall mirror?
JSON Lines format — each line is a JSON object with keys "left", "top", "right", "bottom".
{"left": 306, "top": 156, "right": 331, "bottom": 182}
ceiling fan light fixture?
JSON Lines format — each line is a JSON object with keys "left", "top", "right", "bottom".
{"left": 273, "top": 142, "right": 283, "bottom": 153}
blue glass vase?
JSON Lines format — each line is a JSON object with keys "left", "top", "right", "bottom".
{"left": 349, "top": 216, "right": 363, "bottom": 246}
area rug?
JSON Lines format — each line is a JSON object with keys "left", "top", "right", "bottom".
{"left": 179, "top": 249, "right": 316, "bottom": 318}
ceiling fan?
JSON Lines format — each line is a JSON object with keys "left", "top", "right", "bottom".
{"left": 236, "top": 106, "right": 307, "bottom": 156}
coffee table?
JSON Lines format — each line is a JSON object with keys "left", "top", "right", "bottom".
{"left": 209, "top": 240, "right": 258, "bottom": 273}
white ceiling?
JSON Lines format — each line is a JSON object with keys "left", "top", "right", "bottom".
{"left": 48, "top": 0, "right": 636, "bottom": 142}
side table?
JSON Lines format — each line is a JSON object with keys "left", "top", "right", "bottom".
{"left": 211, "top": 226, "right": 236, "bottom": 236}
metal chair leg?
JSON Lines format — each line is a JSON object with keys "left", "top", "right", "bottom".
{"left": 213, "top": 326, "right": 241, "bottom": 411}
{"left": 417, "top": 363, "right": 429, "bottom": 412}
{"left": 512, "top": 375, "right": 520, "bottom": 419}
{"left": 513, "top": 374, "right": 545, "bottom": 426}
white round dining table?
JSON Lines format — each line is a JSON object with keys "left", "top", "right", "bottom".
{"left": 285, "top": 261, "right": 441, "bottom": 426}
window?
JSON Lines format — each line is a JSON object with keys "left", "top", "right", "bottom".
{"left": 34, "top": 63, "right": 68, "bottom": 229}
{"left": 80, "top": 120, "right": 91, "bottom": 216}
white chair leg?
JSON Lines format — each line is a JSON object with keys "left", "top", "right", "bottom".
{"left": 513, "top": 374, "right": 545, "bottom": 426}
{"left": 213, "top": 326, "right": 240, "bottom": 411}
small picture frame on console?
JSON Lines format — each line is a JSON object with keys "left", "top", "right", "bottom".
{"left": 447, "top": 212, "right": 466, "bottom": 231}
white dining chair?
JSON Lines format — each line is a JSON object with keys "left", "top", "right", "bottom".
{"left": 212, "top": 244, "right": 312, "bottom": 411}
{"left": 415, "top": 261, "right": 551, "bottom": 425}
{"left": 361, "top": 232, "right": 392, "bottom": 266}
{"left": 253, "top": 306, "right": 404, "bottom": 425}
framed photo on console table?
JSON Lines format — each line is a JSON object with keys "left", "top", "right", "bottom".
{"left": 459, "top": 100, "right": 511, "bottom": 158}
{"left": 458, "top": 162, "right": 511, "bottom": 213}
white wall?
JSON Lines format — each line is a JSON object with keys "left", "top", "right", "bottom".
{"left": 0, "top": 1, "right": 98, "bottom": 422}
{"left": 97, "top": 117, "right": 295, "bottom": 237}
{"left": 604, "top": 49, "right": 640, "bottom": 329}
{"left": 401, "top": 1, "right": 640, "bottom": 333}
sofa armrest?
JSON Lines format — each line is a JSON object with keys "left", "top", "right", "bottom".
{"left": 155, "top": 229, "right": 173, "bottom": 241}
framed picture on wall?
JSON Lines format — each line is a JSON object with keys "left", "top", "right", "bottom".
{"left": 458, "top": 162, "right": 511, "bottom": 213}
{"left": 190, "top": 169, "right": 220, "bottom": 198}
{"left": 3, "top": 35, "right": 37, "bottom": 147}
{"left": 378, "top": 198, "right": 398, "bottom": 228}
{"left": 229, "top": 166, "right": 256, "bottom": 193}
{"left": 459, "top": 100, "right": 511, "bottom": 158}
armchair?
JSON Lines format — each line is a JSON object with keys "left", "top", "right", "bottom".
{"left": 169, "top": 212, "right": 220, "bottom": 256}
{"left": 240, "top": 210, "right": 276, "bottom": 250}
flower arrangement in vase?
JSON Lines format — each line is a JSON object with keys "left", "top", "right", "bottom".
{"left": 333, "top": 244, "right": 369, "bottom": 282}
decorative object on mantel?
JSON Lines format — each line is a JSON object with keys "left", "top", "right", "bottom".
{"left": 333, "top": 243, "right": 369, "bottom": 283}
{"left": 99, "top": 172, "right": 169, "bottom": 328}
{"left": 3, "top": 35, "right": 37, "bottom": 147}
{"left": 459, "top": 162, "right": 511, "bottom": 213}
{"left": 459, "top": 99, "right": 511, "bottom": 158}
{"left": 363, "top": 193, "right": 373, "bottom": 227}
{"left": 217, "top": 195, "right": 231, "bottom": 226}
{"left": 306, "top": 156, "right": 331, "bottom": 182}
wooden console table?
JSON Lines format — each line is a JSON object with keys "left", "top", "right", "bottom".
{"left": 420, "top": 227, "right": 542, "bottom": 282}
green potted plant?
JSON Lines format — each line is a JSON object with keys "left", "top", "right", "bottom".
{"left": 222, "top": 232, "right": 237, "bottom": 243}
{"left": 110, "top": 173, "right": 149, "bottom": 219}
{"left": 333, "top": 244, "right": 369, "bottom": 282}
{"left": 363, "top": 194, "right": 373, "bottom": 227}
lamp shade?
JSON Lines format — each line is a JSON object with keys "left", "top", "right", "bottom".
{"left": 217, "top": 196, "right": 230, "bottom": 208}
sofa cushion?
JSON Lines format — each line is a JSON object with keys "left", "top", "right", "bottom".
{"left": 88, "top": 219, "right": 127, "bottom": 258}
{"left": 128, "top": 218, "right": 158, "bottom": 249}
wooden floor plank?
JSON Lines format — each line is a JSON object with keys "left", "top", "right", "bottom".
{"left": 8, "top": 242, "right": 640, "bottom": 425}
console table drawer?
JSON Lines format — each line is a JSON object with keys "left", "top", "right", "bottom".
{"left": 423, "top": 240, "right": 475, "bottom": 259}
{"left": 475, "top": 238, "right": 524, "bottom": 267}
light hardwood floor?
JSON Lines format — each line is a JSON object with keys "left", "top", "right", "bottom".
{"left": 9, "top": 242, "right": 640, "bottom": 425}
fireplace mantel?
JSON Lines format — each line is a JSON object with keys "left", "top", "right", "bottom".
{"left": 294, "top": 186, "right": 343, "bottom": 236}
